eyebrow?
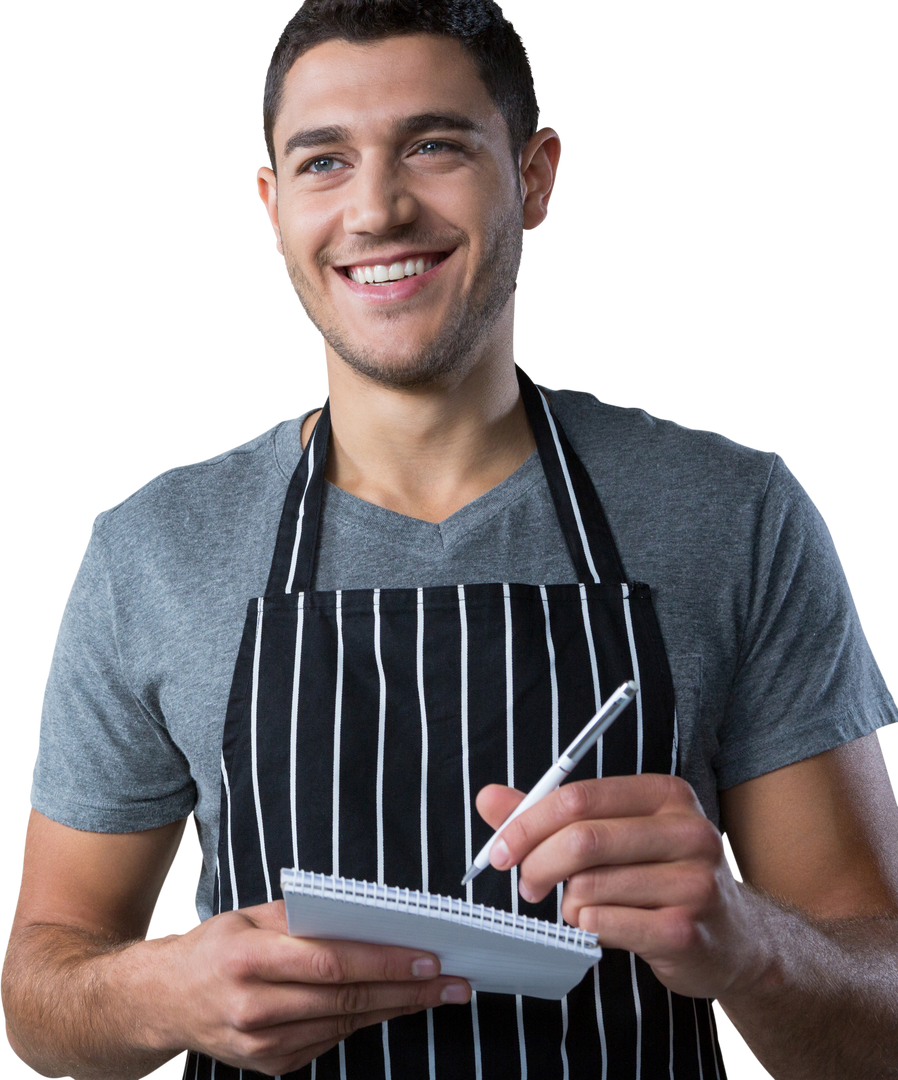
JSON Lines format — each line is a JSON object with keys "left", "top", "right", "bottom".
{"left": 282, "top": 113, "right": 484, "bottom": 159}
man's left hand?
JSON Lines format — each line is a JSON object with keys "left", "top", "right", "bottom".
{"left": 476, "top": 775, "right": 765, "bottom": 1001}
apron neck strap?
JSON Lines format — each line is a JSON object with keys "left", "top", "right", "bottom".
{"left": 268, "top": 370, "right": 627, "bottom": 595}
{"left": 266, "top": 401, "right": 331, "bottom": 596}
{"left": 516, "top": 367, "right": 627, "bottom": 584}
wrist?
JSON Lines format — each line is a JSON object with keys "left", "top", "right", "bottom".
{"left": 715, "top": 884, "right": 796, "bottom": 1007}
{"left": 5, "top": 924, "right": 187, "bottom": 1080}
{"left": 104, "top": 933, "right": 192, "bottom": 1058}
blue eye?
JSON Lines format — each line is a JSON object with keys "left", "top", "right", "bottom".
{"left": 307, "top": 157, "right": 345, "bottom": 173}
{"left": 418, "top": 140, "right": 448, "bottom": 154}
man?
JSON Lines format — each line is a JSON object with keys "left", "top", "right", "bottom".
{"left": 4, "top": 1, "right": 898, "bottom": 1078}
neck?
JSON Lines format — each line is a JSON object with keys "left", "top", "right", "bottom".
{"left": 305, "top": 321, "right": 535, "bottom": 524}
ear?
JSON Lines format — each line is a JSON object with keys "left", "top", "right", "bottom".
{"left": 519, "top": 128, "right": 561, "bottom": 231}
{"left": 257, "top": 167, "right": 283, "bottom": 254}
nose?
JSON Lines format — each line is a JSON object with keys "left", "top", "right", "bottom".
{"left": 342, "top": 160, "right": 419, "bottom": 236}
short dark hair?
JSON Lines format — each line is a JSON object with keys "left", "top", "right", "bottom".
{"left": 263, "top": 0, "right": 539, "bottom": 173}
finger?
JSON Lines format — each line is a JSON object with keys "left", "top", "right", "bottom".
{"left": 217, "top": 1001, "right": 432, "bottom": 1075}
{"left": 561, "top": 860, "right": 721, "bottom": 918}
{"left": 475, "top": 784, "right": 527, "bottom": 830}
{"left": 493, "top": 774, "right": 703, "bottom": 869}
{"left": 229, "top": 992, "right": 471, "bottom": 1076}
{"left": 222, "top": 974, "right": 470, "bottom": 1030}
{"left": 222, "top": 904, "right": 445, "bottom": 982}
{"left": 562, "top": 902, "right": 665, "bottom": 948}
{"left": 243, "top": 932, "right": 448, "bottom": 986}
{"left": 512, "top": 812, "right": 721, "bottom": 902}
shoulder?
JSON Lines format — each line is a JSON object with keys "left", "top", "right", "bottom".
{"left": 89, "top": 418, "right": 305, "bottom": 563}
{"left": 96, "top": 417, "right": 302, "bottom": 522}
{"left": 547, "top": 387, "right": 778, "bottom": 491}
{"left": 544, "top": 388, "right": 790, "bottom": 545}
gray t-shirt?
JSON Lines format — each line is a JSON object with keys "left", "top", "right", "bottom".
{"left": 33, "top": 389, "right": 897, "bottom": 921}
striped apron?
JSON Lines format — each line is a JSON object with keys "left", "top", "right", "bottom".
{"left": 185, "top": 368, "right": 726, "bottom": 1079}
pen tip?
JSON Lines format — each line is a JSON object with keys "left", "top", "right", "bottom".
{"left": 461, "top": 866, "right": 479, "bottom": 885}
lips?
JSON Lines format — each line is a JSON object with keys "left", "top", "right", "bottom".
{"left": 332, "top": 249, "right": 453, "bottom": 302}
{"left": 341, "top": 251, "right": 450, "bottom": 286}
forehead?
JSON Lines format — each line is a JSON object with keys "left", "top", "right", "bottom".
{"left": 273, "top": 34, "right": 505, "bottom": 161}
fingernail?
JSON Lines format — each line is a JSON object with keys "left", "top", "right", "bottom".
{"left": 490, "top": 838, "right": 510, "bottom": 868}
{"left": 412, "top": 957, "right": 439, "bottom": 978}
{"left": 519, "top": 881, "right": 536, "bottom": 903}
{"left": 440, "top": 983, "right": 469, "bottom": 1004}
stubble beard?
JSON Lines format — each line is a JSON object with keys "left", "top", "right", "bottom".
{"left": 283, "top": 207, "right": 524, "bottom": 390}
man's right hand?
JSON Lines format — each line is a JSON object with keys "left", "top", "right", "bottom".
{"left": 3, "top": 812, "right": 470, "bottom": 1080}
{"left": 147, "top": 899, "right": 469, "bottom": 1075}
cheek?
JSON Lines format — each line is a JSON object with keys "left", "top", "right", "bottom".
{"left": 279, "top": 199, "right": 341, "bottom": 263}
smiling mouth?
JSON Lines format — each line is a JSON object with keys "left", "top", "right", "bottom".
{"left": 342, "top": 252, "right": 450, "bottom": 285}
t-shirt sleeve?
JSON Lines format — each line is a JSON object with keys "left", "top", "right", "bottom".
{"left": 32, "top": 521, "right": 197, "bottom": 832}
{"left": 713, "top": 456, "right": 897, "bottom": 790}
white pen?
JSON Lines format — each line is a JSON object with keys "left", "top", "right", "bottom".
{"left": 461, "top": 680, "right": 639, "bottom": 885}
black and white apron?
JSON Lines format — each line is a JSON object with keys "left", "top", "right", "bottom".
{"left": 185, "top": 369, "right": 726, "bottom": 1079}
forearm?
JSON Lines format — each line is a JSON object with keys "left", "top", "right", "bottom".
{"left": 719, "top": 888, "right": 898, "bottom": 1080}
{"left": 2, "top": 923, "right": 179, "bottom": 1080}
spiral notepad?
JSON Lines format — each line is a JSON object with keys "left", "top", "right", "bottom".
{"left": 281, "top": 869, "right": 601, "bottom": 999}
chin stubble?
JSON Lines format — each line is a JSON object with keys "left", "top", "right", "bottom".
{"left": 283, "top": 209, "right": 524, "bottom": 390}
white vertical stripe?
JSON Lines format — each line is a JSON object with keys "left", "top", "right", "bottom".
{"left": 290, "top": 596, "right": 305, "bottom": 870}
{"left": 374, "top": 589, "right": 387, "bottom": 885}
{"left": 373, "top": 591, "right": 392, "bottom": 1078}
{"left": 383, "top": 1020, "right": 392, "bottom": 1080}
{"left": 415, "top": 593, "right": 439, "bottom": 1080}
{"left": 471, "top": 992, "right": 483, "bottom": 1080}
{"left": 250, "top": 598, "right": 272, "bottom": 902}
{"left": 621, "top": 586, "right": 644, "bottom": 774}
{"left": 537, "top": 389, "right": 600, "bottom": 584}
{"left": 630, "top": 951, "right": 643, "bottom": 1080}
{"left": 707, "top": 1001, "right": 722, "bottom": 1080}
{"left": 285, "top": 435, "right": 316, "bottom": 594}
{"left": 671, "top": 708, "right": 679, "bottom": 777}
{"left": 560, "top": 995, "right": 570, "bottom": 1080}
{"left": 540, "top": 586, "right": 560, "bottom": 770}
{"left": 210, "top": 1061, "right": 215, "bottom": 1079}
{"left": 623, "top": 583, "right": 645, "bottom": 1073}
{"left": 504, "top": 584, "right": 527, "bottom": 1080}
{"left": 582, "top": 584, "right": 608, "bottom": 1072}
{"left": 219, "top": 754, "right": 238, "bottom": 909}
{"left": 427, "top": 1009, "right": 436, "bottom": 1080}
{"left": 541, "top": 585, "right": 569, "bottom": 1080}
{"left": 332, "top": 591, "right": 344, "bottom": 878}
{"left": 578, "top": 584, "right": 603, "bottom": 776}
{"left": 458, "top": 587, "right": 473, "bottom": 890}
{"left": 311, "top": 1061, "right": 316, "bottom": 1080}
{"left": 338, "top": 1039, "right": 347, "bottom": 1080}
{"left": 693, "top": 999, "right": 705, "bottom": 1080}
{"left": 194, "top": 1052, "right": 200, "bottom": 1079}
{"left": 516, "top": 995, "right": 528, "bottom": 1080}
{"left": 417, "top": 589, "right": 430, "bottom": 891}
{"left": 668, "top": 988, "right": 675, "bottom": 1079}
{"left": 458, "top": 586, "right": 482, "bottom": 1080}
{"left": 504, "top": 583, "right": 518, "bottom": 915}
{"left": 215, "top": 857, "right": 221, "bottom": 916}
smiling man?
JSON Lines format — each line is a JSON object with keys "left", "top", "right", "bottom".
{"left": 4, "top": 2, "right": 898, "bottom": 1079}
{"left": 265, "top": 33, "right": 529, "bottom": 392}
{"left": 257, "top": 27, "right": 550, "bottom": 526}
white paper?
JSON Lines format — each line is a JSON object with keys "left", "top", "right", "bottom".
{"left": 281, "top": 869, "right": 601, "bottom": 1000}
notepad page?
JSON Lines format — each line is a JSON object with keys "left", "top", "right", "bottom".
{"left": 281, "top": 869, "right": 601, "bottom": 1000}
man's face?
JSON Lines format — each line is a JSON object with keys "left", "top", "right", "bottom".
{"left": 262, "top": 34, "right": 527, "bottom": 389}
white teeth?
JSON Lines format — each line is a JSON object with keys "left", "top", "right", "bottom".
{"left": 347, "top": 254, "right": 441, "bottom": 285}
